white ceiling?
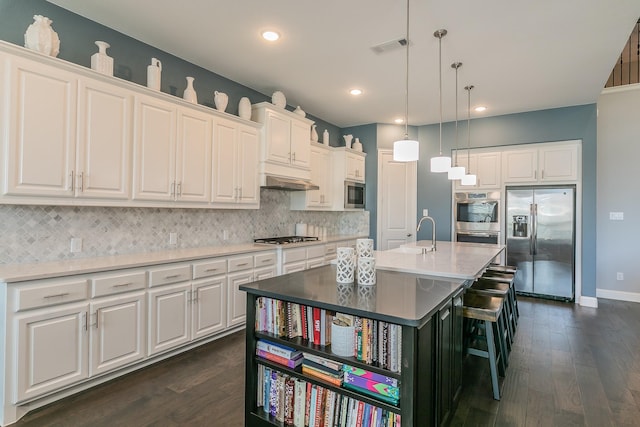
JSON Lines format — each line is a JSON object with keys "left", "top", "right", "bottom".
{"left": 48, "top": 0, "right": 640, "bottom": 128}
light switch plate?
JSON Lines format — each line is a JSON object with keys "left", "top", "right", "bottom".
{"left": 70, "top": 238, "right": 82, "bottom": 253}
{"left": 609, "top": 212, "right": 624, "bottom": 221}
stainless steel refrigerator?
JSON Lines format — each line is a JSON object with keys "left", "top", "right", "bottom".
{"left": 505, "top": 186, "right": 575, "bottom": 301}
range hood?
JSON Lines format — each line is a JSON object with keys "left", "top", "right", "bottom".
{"left": 261, "top": 175, "right": 319, "bottom": 191}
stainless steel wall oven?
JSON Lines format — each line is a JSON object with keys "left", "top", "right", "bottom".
{"left": 454, "top": 191, "right": 501, "bottom": 244}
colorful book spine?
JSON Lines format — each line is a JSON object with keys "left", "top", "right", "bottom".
{"left": 257, "top": 339, "right": 301, "bottom": 359}
{"left": 342, "top": 365, "right": 398, "bottom": 387}
{"left": 257, "top": 349, "right": 303, "bottom": 369}
{"left": 269, "top": 370, "right": 278, "bottom": 417}
{"left": 276, "top": 372, "right": 286, "bottom": 423}
{"left": 284, "top": 376, "right": 295, "bottom": 425}
{"left": 343, "top": 372, "right": 400, "bottom": 400}
{"left": 302, "top": 352, "right": 343, "bottom": 372}
{"left": 342, "top": 383, "right": 399, "bottom": 406}
{"left": 302, "top": 365, "right": 343, "bottom": 387}
{"left": 293, "top": 379, "right": 306, "bottom": 427}
{"left": 308, "top": 386, "right": 317, "bottom": 427}
{"left": 301, "top": 359, "right": 342, "bottom": 377}
{"left": 313, "top": 307, "right": 321, "bottom": 345}
{"left": 304, "top": 382, "right": 312, "bottom": 427}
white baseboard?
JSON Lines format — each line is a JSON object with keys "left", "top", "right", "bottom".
{"left": 579, "top": 295, "right": 599, "bottom": 308}
{"left": 596, "top": 288, "right": 640, "bottom": 303}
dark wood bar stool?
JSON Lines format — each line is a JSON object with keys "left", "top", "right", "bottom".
{"left": 487, "top": 265, "right": 517, "bottom": 274}
{"left": 463, "top": 293, "right": 508, "bottom": 400}
{"left": 468, "top": 279, "right": 515, "bottom": 350}
{"left": 482, "top": 270, "right": 520, "bottom": 323}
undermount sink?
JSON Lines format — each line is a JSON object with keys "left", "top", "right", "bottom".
{"left": 389, "top": 246, "right": 431, "bottom": 255}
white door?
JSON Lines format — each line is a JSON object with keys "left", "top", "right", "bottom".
{"left": 377, "top": 149, "right": 417, "bottom": 250}
{"left": 191, "top": 277, "right": 226, "bottom": 340}
{"left": 147, "top": 283, "right": 191, "bottom": 355}
{"left": 15, "top": 303, "right": 89, "bottom": 403}
{"left": 89, "top": 292, "right": 146, "bottom": 376}
{"left": 175, "top": 107, "right": 211, "bottom": 203}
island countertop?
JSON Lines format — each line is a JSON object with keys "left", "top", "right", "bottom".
{"left": 239, "top": 264, "right": 465, "bottom": 327}
{"left": 374, "top": 240, "right": 505, "bottom": 280}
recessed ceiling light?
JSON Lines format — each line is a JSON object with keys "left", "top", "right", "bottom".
{"left": 349, "top": 89, "right": 363, "bottom": 96}
{"left": 262, "top": 31, "right": 280, "bottom": 42}
{"left": 394, "top": 118, "right": 404, "bottom": 124}
{"left": 474, "top": 106, "right": 487, "bottom": 112}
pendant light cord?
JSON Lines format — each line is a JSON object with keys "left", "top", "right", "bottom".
{"left": 452, "top": 62, "right": 461, "bottom": 166}
{"left": 438, "top": 35, "right": 443, "bottom": 155}
{"left": 465, "top": 85, "right": 474, "bottom": 173}
{"left": 404, "top": 0, "right": 410, "bottom": 140}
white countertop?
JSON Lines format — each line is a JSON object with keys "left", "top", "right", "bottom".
{"left": 0, "top": 235, "right": 365, "bottom": 283}
{"left": 375, "top": 241, "right": 505, "bottom": 280}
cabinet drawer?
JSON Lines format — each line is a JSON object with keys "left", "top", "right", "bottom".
{"left": 14, "top": 279, "right": 89, "bottom": 312}
{"left": 282, "top": 247, "right": 306, "bottom": 264}
{"left": 228, "top": 255, "right": 254, "bottom": 272}
{"left": 324, "top": 243, "right": 337, "bottom": 257}
{"left": 91, "top": 270, "right": 146, "bottom": 298}
{"left": 193, "top": 259, "right": 227, "bottom": 279}
{"left": 148, "top": 264, "right": 191, "bottom": 287}
{"left": 254, "top": 251, "right": 276, "bottom": 268}
{"left": 306, "top": 245, "right": 325, "bottom": 259}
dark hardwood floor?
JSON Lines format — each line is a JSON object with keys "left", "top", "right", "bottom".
{"left": 14, "top": 297, "right": 640, "bottom": 427}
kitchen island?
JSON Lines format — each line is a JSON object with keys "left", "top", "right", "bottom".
{"left": 240, "top": 241, "right": 504, "bottom": 426}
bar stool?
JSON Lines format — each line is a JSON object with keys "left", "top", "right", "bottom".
{"left": 482, "top": 270, "right": 520, "bottom": 323}
{"left": 468, "top": 279, "right": 515, "bottom": 350}
{"left": 463, "top": 292, "right": 507, "bottom": 400}
{"left": 487, "top": 265, "right": 517, "bottom": 274}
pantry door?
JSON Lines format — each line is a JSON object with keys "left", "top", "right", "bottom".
{"left": 377, "top": 149, "right": 417, "bottom": 250}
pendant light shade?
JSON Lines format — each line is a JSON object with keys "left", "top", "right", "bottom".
{"left": 461, "top": 84, "right": 477, "bottom": 186}
{"left": 430, "top": 29, "right": 451, "bottom": 173}
{"left": 392, "top": 0, "right": 419, "bottom": 162}
{"left": 448, "top": 61, "right": 465, "bottom": 180}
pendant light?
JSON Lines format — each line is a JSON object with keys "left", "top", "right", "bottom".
{"left": 448, "top": 62, "right": 465, "bottom": 180}
{"left": 393, "top": 0, "right": 419, "bottom": 162}
{"left": 430, "top": 29, "right": 452, "bottom": 173}
{"left": 461, "top": 85, "right": 477, "bottom": 186}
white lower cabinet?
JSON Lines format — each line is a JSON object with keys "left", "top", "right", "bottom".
{"left": 227, "top": 270, "right": 253, "bottom": 328}
{"left": 191, "top": 276, "right": 226, "bottom": 340}
{"left": 15, "top": 302, "right": 89, "bottom": 403}
{"left": 89, "top": 292, "right": 146, "bottom": 376}
{"left": 147, "top": 282, "right": 191, "bottom": 356}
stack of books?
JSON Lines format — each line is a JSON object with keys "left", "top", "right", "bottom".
{"left": 256, "top": 339, "right": 303, "bottom": 369}
{"left": 342, "top": 365, "right": 400, "bottom": 406}
{"left": 301, "top": 353, "right": 344, "bottom": 386}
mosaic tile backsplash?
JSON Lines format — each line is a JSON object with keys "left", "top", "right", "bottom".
{"left": 0, "top": 189, "right": 369, "bottom": 264}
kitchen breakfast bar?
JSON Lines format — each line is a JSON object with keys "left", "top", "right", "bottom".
{"left": 240, "top": 241, "right": 505, "bottom": 427}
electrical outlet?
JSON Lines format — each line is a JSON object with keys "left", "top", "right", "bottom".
{"left": 422, "top": 209, "right": 429, "bottom": 217}
{"left": 70, "top": 237, "right": 82, "bottom": 253}
{"left": 169, "top": 232, "right": 177, "bottom": 245}
{"left": 616, "top": 272, "right": 624, "bottom": 281}
{"left": 223, "top": 230, "right": 229, "bottom": 241}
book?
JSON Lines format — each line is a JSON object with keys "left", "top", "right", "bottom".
{"left": 278, "top": 300, "right": 287, "bottom": 337}
{"left": 308, "top": 385, "right": 317, "bottom": 427}
{"left": 343, "top": 383, "right": 399, "bottom": 406}
{"left": 313, "top": 386, "right": 324, "bottom": 427}
{"left": 300, "top": 304, "right": 308, "bottom": 340}
{"left": 302, "top": 359, "right": 342, "bottom": 377}
{"left": 302, "top": 365, "right": 343, "bottom": 387}
{"left": 291, "top": 303, "right": 303, "bottom": 339}
{"left": 263, "top": 367, "right": 272, "bottom": 414}
{"left": 284, "top": 376, "right": 295, "bottom": 425}
{"left": 355, "top": 400, "right": 364, "bottom": 427}
{"left": 305, "top": 382, "right": 312, "bottom": 427}
{"left": 257, "top": 364, "right": 263, "bottom": 408}
{"left": 362, "top": 403, "right": 371, "bottom": 427}
{"left": 269, "top": 370, "right": 278, "bottom": 417}
{"left": 307, "top": 306, "right": 314, "bottom": 342}
{"left": 257, "top": 349, "right": 303, "bottom": 369}
{"left": 276, "top": 372, "right": 286, "bottom": 423}
{"left": 313, "top": 307, "right": 321, "bottom": 345}
{"left": 257, "top": 339, "right": 302, "bottom": 360}
{"left": 302, "top": 352, "right": 343, "bottom": 372}
{"left": 343, "top": 372, "right": 400, "bottom": 400}
{"left": 342, "top": 365, "right": 399, "bottom": 387}
{"left": 293, "top": 379, "right": 306, "bottom": 427}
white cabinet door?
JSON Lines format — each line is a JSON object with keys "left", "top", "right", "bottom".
{"left": 539, "top": 144, "right": 578, "bottom": 182}
{"left": 191, "top": 276, "right": 226, "bottom": 340}
{"left": 89, "top": 292, "right": 145, "bottom": 376}
{"left": 475, "top": 152, "right": 501, "bottom": 189}
{"left": 503, "top": 149, "right": 538, "bottom": 183}
{"left": 212, "top": 118, "right": 238, "bottom": 203}
{"left": 346, "top": 152, "right": 365, "bottom": 182}
{"left": 147, "top": 282, "right": 191, "bottom": 355}
{"left": 282, "top": 262, "right": 306, "bottom": 274}
{"left": 265, "top": 111, "right": 291, "bottom": 165}
{"left": 290, "top": 119, "right": 311, "bottom": 168}
{"left": 133, "top": 95, "right": 177, "bottom": 201}
{"left": 15, "top": 303, "right": 89, "bottom": 403}
{"left": 237, "top": 126, "right": 259, "bottom": 205}
{"left": 77, "top": 78, "right": 131, "bottom": 199}
{"left": 227, "top": 271, "right": 253, "bottom": 327}
{"left": 175, "top": 107, "right": 211, "bottom": 203}
{"left": 307, "top": 147, "right": 325, "bottom": 206}
{"left": 254, "top": 266, "right": 277, "bottom": 281}
{"left": 5, "top": 57, "right": 77, "bottom": 197}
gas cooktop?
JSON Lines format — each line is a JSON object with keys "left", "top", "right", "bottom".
{"left": 254, "top": 236, "right": 319, "bottom": 245}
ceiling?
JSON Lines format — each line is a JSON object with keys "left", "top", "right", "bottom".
{"left": 48, "top": 0, "right": 640, "bottom": 128}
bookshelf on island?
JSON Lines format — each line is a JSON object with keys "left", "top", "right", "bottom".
{"left": 240, "top": 264, "right": 466, "bottom": 427}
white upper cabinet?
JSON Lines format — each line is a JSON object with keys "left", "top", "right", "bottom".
{"left": 503, "top": 142, "right": 579, "bottom": 184}
{"left": 289, "top": 119, "right": 311, "bottom": 169}
{"left": 290, "top": 144, "right": 333, "bottom": 210}
{"left": 345, "top": 150, "right": 366, "bottom": 183}
{"left": 175, "top": 107, "right": 212, "bottom": 203}
{"left": 212, "top": 118, "right": 259, "bottom": 207}
{"left": 454, "top": 151, "right": 501, "bottom": 189}
{"left": 4, "top": 56, "right": 77, "bottom": 197}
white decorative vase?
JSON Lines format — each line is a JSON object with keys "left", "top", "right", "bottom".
{"left": 214, "top": 91, "right": 228, "bottom": 112}
{"left": 238, "top": 97, "right": 251, "bottom": 119}
{"left": 147, "top": 58, "right": 162, "bottom": 91}
{"left": 183, "top": 77, "right": 197, "bottom": 103}
{"left": 357, "top": 257, "right": 376, "bottom": 286}
{"left": 293, "top": 106, "right": 306, "bottom": 117}
{"left": 311, "top": 125, "right": 319, "bottom": 142}
{"left": 90, "top": 41, "right": 113, "bottom": 76}
{"left": 352, "top": 138, "right": 363, "bottom": 152}
{"left": 24, "top": 15, "right": 60, "bottom": 57}
{"left": 272, "top": 91, "right": 286, "bottom": 108}
{"left": 336, "top": 247, "right": 355, "bottom": 283}
{"left": 323, "top": 129, "right": 329, "bottom": 146}
{"left": 343, "top": 134, "right": 353, "bottom": 148}
{"left": 356, "top": 238, "right": 374, "bottom": 258}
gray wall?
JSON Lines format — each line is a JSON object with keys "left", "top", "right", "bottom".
{"left": 414, "top": 104, "right": 598, "bottom": 297}
{"left": 596, "top": 85, "right": 640, "bottom": 299}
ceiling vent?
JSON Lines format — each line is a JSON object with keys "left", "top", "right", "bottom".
{"left": 371, "top": 38, "right": 408, "bottom": 54}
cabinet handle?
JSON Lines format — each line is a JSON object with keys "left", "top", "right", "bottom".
{"left": 83, "top": 312, "right": 88, "bottom": 332}
{"left": 261, "top": 259, "right": 272, "bottom": 263}
{"left": 91, "top": 311, "right": 99, "bottom": 329}
{"left": 440, "top": 309, "right": 451, "bottom": 321}
{"left": 177, "top": 181, "right": 182, "bottom": 197}
{"left": 192, "top": 290, "right": 198, "bottom": 303}
{"left": 236, "top": 262, "right": 249, "bottom": 267}
{"left": 534, "top": 170, "right": 537, "bottom": 180}
{"left": 113, "top": 282, "right": 132, "bottom": 288}
{"left": 292, "top": 152, "right": 296, "bottom": 162}
{"left": 454, "top": 297, "right": 462, "bottom": 307}
{"left": 205, "top": 268, "right": 219, "bottom": 272}
{"left": 541, "top": 170, "right": 545, "bottom": 179}
{"left": 69, "top": 171, "right": 75, "bottom": 192}
{"left": 164, "top": 274, "right": 181, "bottom": 279}
{"left": 239, "top": 187, "right": 243, "bottom": 200}
{"left": 171, "top": 181, "right": 176, "bottom": 198}
{"left": 78, "top": 172, "right": 84, "bottom": 192}
{"left": 43, "top": 292, "right": 70, "bottom": 299}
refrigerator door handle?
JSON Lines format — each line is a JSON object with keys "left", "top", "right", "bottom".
{"left": 529, "top": 203, "right": 535, "bottom": 255}
{"left": 532, "top": 203, "right": 538, "bottom": 255}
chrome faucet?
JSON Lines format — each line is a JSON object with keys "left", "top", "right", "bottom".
{"left": 416, "top": 216, "right": 437, "bottom": 252}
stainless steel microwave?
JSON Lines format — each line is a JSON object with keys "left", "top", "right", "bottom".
{"left": 344, "top": 181, "right": 365, "bottom": 209}
{"left": 454, "top": 191, "right": 500, "bottom": 233}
